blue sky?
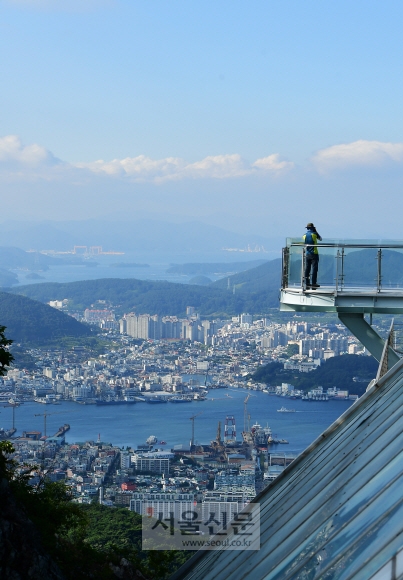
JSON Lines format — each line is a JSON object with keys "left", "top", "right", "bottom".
{"left": 1, "top": 0, "right": 403, "bottom": 239}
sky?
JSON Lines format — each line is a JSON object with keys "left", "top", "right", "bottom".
{"left": 1, "top": 0, "right": 403, "bottom": 239}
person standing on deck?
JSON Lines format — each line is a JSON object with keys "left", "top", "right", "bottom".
{"left": 303, "top": 223, "right": 322, "bottom": 289}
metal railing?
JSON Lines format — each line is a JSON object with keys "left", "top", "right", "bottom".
{"left": 282, "top": 240, "right": 403, "bottom": 293}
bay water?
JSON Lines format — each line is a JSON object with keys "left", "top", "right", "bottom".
{"left": 12, "top": 250, "right": 279, "bottom": 287}
{"left": 6, "top": 389, "right": 352, "bottom": 455}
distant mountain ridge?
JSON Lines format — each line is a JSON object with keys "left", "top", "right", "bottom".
{"left": 312, "top": 249, "right": 403, "bottom": 287}
{"left": 0, "top": 247, "right": 53, "bottom": 270}
{"left": 167, "top": 259, "right": 269, "bottom": 276}
{"left": 0, "top": 219, "right": 279, "bottom": 253}
{"left": 0, "top": 246, "right": 97, "bottom": 288}
{"left": 10, "top": 247, "right": 399, "bottom": 323}
{"left": 11, "top": 267, "right": 281, "bottom": 316}
{"left": 211, "top": 259, "right": 282, "bottom": 295}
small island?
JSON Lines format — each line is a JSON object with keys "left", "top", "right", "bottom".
{"left": 25, "top": 272, "right": 45, "bottom": 280}
{"left": 109, "top": 263, "right": 150, "bottom": 268}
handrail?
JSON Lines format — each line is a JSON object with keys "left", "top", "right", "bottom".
{"left": 282, "top": 240, "right": 403, "bottom": 292}
{"left": 288, "top": 242, "right": 403, "bottom": 249}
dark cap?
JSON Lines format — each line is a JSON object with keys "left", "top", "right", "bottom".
{"left": 306, "top": 222, "right": 315, "bottom": 228}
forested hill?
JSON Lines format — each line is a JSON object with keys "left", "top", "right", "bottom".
{"left": 252, "top": 354, "right": 378, "bottom": 396}
{"left": 166, "top": 259, "right": 269, "bottom": 275}
{"left": 211, "top": 258, "right": 281, "bottom": 296}
{"left": 0, "top": 292, "right": 92, "bottom": 344}
{"left": 11, "top": 274, "right": 280, "bottom": 317}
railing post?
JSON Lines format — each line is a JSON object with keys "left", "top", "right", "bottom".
{"left": 335, "top": 250, "right": 339, "bottom": 293}
{"left": 335, "top": 248, "right": 345, "bottom": 292}
{"left": 377, "top": 249, "right": 382, "bottom": 292}
{"left": 281, "top": 247, "right": 289, "bottom": 289}
{"left": 301, "top": 247, "right": 306, "bottom": 289}
{"left": 340, "top": 247, "right": 345, "bottom": 290}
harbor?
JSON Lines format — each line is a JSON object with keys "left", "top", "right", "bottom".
{"left": 3, "top": 389, "right": 353, "bottom": 456}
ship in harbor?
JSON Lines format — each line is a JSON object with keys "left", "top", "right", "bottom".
{"left": 96, "top": 397, "right": 136, "bottom": 405}
{"left": 34, "top": 397, "right": 53, "bottom": 404}
{"left": 146, "top": 396, "right": 168, "bottom": 404}
{"left": 242, "top": 422, "right": 289, "bottom": 447}
{"left": 301, "top": 394, "right": 329, "bottom": 401}
{"left": 169, "top": 396, "right": 193, "bottom": 403}
{"left": 250, "top": 422, "right": 273, "bottom": 447}
{"left": 146, "top": 435, "right": 158, "bottom": 445}
{"left": 193, "top": 392, "right": 207, "bottom": 401}
{"left": 277, "top": 407, "right": 296, "bottom": 413}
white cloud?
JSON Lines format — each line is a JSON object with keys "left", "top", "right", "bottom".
{"left": 253, "top": 153, "right": 294, "bottom": 172}
{"left": 78, "top": 155, "right": 186, "bottom": 180}
{"left": 0, "top": 134, "right": 295, "bottom": 182}
{"left": 312, "top": 140, "right": 403, "bottom": 171}
{"left": 0, "top": 135, "right": 59, "bottom": 167}
{"left": 0, "top": 136, "right": 293, "bottom": 183}
{"left": 77, "top": 152, "right": 293, "bottom": 182}
{"left": 180, "top": 154, "right": 249, "bottom": 179}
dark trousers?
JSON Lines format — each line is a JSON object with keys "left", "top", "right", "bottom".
{"left": 305, "top": 254, "right": 319, "bottom": 285}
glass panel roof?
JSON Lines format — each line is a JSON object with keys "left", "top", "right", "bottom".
{"left": 172, "top": 359, "right": 403, "bottom": 580}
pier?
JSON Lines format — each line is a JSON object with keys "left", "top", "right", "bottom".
{"left": 54, "top": 424, "right": 70, "bottom": 437}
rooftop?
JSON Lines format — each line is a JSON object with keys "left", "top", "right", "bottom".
{"left": 173, "top": 353, "right": 403, "bottom": 580}
{"left": 171, "top": 243, "right": 403, "bottom": 580}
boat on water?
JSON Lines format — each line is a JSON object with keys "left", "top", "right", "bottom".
{"left": 96, "top": 399, "right": 136, "bottom": 405}
{"left": 271, "top": 437, "right": 290, "bottom": 444}
{"left": 250, "top": 422, "right": 273, "bottom": 447}
{"left": 146, "top": 435, "right": 158, "bottom": 445}
{"left": 169, "top": 396, "right": 192, "bottom": 403}
{"left": 34, "top": 397, "right": 53, "bottom": 404}
{"left": 277, "top": 406, "right": 296, "bottom": 413}
{"left": 193, "top": 393, "right": 207, "bottom": 401}
{"left": 146, "top": 396, "right": 168, "bottom": 404}
{"left": 8, "top": 398, "right": 22, "bottom": 406}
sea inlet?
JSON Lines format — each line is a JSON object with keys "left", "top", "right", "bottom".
{"left": 8, "top": 389, "right": 352, "bottom": 454}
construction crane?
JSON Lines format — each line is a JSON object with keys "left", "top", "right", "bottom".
{"left": 2, "top": 401, "right": 19, "bottom": 430}
{"left": 216, "top": 420, "right": 221, "bottom": 443}
{"left": 224, "top": 416, "right": 236, "bottom": 444}
{"left": 34, "top": 411, "right": 53, "bottom": 437}
{"left": 190, "top": 412, "right": 203, "bottom": 449}
{"left": 34, "top": 409, "right": 78, "bottom": 438}
{"left": 244, "top": 394, "right": 251, "bottom": 433}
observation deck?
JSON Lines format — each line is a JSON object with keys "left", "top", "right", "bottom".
{"left": 280, "top": 238, "right": 403, "bottom": 369}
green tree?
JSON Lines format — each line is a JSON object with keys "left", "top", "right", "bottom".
{"left": 252, "top": 354, "right": 378, "bottom": 396}
{"left": 286, "top": 343, "right": 299, "bottom": 357}
{"left": 0, "top": 324, "right": 13, "bottom": 374}
{"left": 0, "top": 440, "right": 191, "bottom": 579}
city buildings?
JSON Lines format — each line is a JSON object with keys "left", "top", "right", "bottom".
{"left": 130, "top": 451, "right": 173, "bottom": 475}
{"left": 129, "top": 492, "right": 195, "bottom": 518}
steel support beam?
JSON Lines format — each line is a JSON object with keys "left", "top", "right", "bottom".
{"left": 338, "top": 313, "right": 400, "bottom": 369}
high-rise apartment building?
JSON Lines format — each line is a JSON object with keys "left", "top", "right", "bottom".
{"left": 129, "top": 492, "right": 195, "bottom": 519}
{"left": 131, "top": 451, "right": 173, "bottom": 474}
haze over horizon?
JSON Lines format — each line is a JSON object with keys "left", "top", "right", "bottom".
{"left": 1, "top": 1, "right": 403, "bottom": 239}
